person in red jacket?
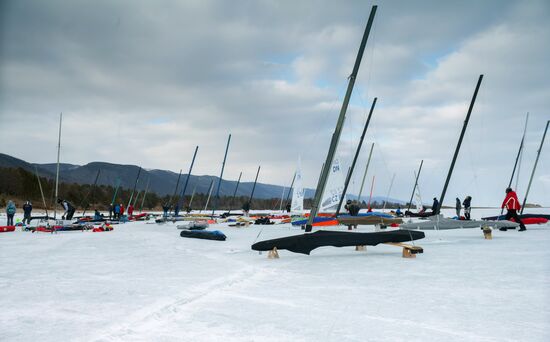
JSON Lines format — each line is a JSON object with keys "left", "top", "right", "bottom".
{"left": 128, "top": 204, "right": 134, "bottom": 217}
{"left": 120, "top": 203, "right": 125, "bottom": 216}
{"left": 501, "top": 187, "right": 526, "bottom": 231}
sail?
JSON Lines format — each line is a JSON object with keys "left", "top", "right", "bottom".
{"left": 320, "top": 158, "right": 345, "bottom": 212}
{"left": 414, "top": 182, "right": 423, "bottom": 212}
{"left": 291, "top": 158, "right": 304, "bottom": 212}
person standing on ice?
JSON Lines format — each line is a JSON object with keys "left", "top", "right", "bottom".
{"left": 6, "top": 200, "right": 16, "bottom": 226}
{"left": 23, "top": 200, "right": 32, "bottom": 225}
{"left": 462, "top": 196, "right": 472, "bottom": 220}
{"left": 57, "top": 199, "right": 75, "bottom": 220}
{"left": 242, "top": 201, "right": 251, "bottom": 217}
{"left": 127, "top": 204, "right": 134, "bottom": 217}
{"left": 501, "top": 188, "right": 526, "bottom": 231}
{"left": 455, "top": 198, "right": 461, "bottom": 217}
{"left": 119, "top": 203, "right": 125, "bottom": 217}
{"left": 162, "top": 203, "right": 169, "bottom": 217}
{"left": 108, "top": 203, "right": 113, "bottom": 220}
{"left": 113, "top": 203, "right": 120, "bottom": 219}
{"left": 431, "top": 197, "right": 439, "bottom": 214}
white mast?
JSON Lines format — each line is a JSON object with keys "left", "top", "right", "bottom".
{"left": 382, "top": 173, "right": 396, "bottom": 211}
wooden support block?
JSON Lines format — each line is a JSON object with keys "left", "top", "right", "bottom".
{"left": 384, "top": 242, "right": 423, "bottom": 258}
{"left": 483, "top": 227, "right": 492, "bottom": 240}
{"left": 355, "top": 245, "right": 366, "bottom": 251}
{"left": 268, "top": 247, "right": 279, "bottom": 259}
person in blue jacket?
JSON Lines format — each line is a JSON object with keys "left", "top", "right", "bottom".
{"left": 94, "top": 209, "right": 102, "bottom": 221}
{"left": 6, "top": 200, "right": 16, "bottom": 226}
{"left": 114, "top": 203, "right": 121, "bottom": 219}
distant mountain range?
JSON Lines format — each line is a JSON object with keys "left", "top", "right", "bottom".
{"left": 0, "top": 153, "right": 406, "bottom": 203}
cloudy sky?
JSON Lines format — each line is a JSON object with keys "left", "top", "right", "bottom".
{"left": 1, "top": 0, "right": 549, "bottom": 206}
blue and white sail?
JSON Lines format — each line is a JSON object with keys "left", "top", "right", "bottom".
{"left": 320, "top": 157, "right": 346, "bottom": 212}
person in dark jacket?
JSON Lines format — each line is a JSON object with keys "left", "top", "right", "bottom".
{"left": 344, "top": 200, "right": 360, "bottom": 216}
{"left": 174, "top": 204, "right": 180, "bottom": 217}
{"left": 162, "top": 203, "right": 170, "bottom": 217}
{"left": 344, "top": 200, "right": 360, "bottom": 230}
{"left": 242, "top": 201, "right": 251, "bottom": 217}
{"left": 455, "top": 198, "right": 461, "bottom": 218}
{"left": 57, "top": 199, "right": 75, "bottom": 220}
{"left": 501, "top": 188, "right": 526, "bottom": 231}
{"left": 6, "top": 200, "right": 16, "bottom": 226}
{"left": 462, "top": 196, "right": 472, "bottom": 220}
{"left": 432, "top": 197, "right": 439, "bottom": 214}
{"left": 285, "top": 203, "right": 291, "bottom": 213}
{"left": 94, "top": 209, "right": 102, "bottom": 221}
{"left": 23, "top": 200, "right": 33, "bottom": 225}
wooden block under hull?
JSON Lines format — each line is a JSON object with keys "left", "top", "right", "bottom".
{"left": 384, "top": 242, "right": 423, "bottom": 258}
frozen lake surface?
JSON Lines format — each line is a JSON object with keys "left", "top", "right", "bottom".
{"left": 1, "top": 208, "right": 549, "bottom": 341}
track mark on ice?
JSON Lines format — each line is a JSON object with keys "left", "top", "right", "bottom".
{"left": 90, "top": 266, "right": 272, "bottom": 342}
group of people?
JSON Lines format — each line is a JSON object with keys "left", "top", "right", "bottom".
{"left": 109, "top": 203, "right": 126, "bottom": 220}
{"left": 5, "top": 200, "right": 34, "bottom": 226}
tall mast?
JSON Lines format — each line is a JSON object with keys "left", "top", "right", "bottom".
{"left": 515, "top": 113, "right": 529, "bottom": 191}
{"left": 500, "top": 113, "right": 529, "bottom": 215}
{"left": 54, "top": 112, "right": 62, "bottom": 220}
{"left": 188, "top": 183, "right": 198, "bottom": 211}
{"left": 212, "top": 134, "right": 231, "bottom": 216}
{"left": 278, "top": 186, "right": 286, "bottom": 211}
{"left": 227, "top": 171, "right": 242, "bottom": 215}
{"left": 247, "top": 166, "right": 261, "bottom": 209}
{"left": 126, "top": 167, "right": 142, "bottom": 209}
{"left": 357, "top": 143, "right": 374, "bottom": 201}
{"left": 139, "top": 178, "right": 150, "bottom": 213}
{"left": 203, "top": 179, "right": 215, "bottom": 213}
{"left": 382, "top": 173, "right": 396, "bottom": 211}
{"left": 132, "top": 190, "right": 141, "bottom": 208}
{"left": 437, "top": 74, "right": 483, "bottom": 214}
{"left": 82, "top": 169, "right": 101, "bottom": 216}
{"left": 336, "top": 97, "right": 377, "bottom": 216}
{"left": 367, "top": 175, "right": 375, "bottom": 210}
{"left": 305, "top": 5, "right": 377, "bottom": 232}
{"left": 169, "top": 169, "right": 183, "bottom": 210}
{"left": 111, "top": 178, "right": 121, "bottom": 206}
{"left": 177, "top": 145, "right": 199, "bottom": 212}
{"left": 283, "top": 172, "right": 296, "bottom": 211}
{"left": 34, "top": 166, "right": 49, "bottom": 219}
{"left": 406, "top": 160, "right": 424, "bottom": 212}
{"left": 520, "top": 120, "right": 549, "bottom": 214}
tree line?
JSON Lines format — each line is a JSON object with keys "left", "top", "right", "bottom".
{"left": 0, "top": 167, "right": 290, "bottom": 211}
{"left": 0, "top": 167, "right": 406, "bottom": 211}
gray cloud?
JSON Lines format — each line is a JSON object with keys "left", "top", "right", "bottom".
{"left": 0, "top": 0, "right": 549, "bottom": 206}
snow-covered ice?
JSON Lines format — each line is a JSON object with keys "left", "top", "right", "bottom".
{"left": 1, "top": 209, "right": 549, "bottom": 341}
